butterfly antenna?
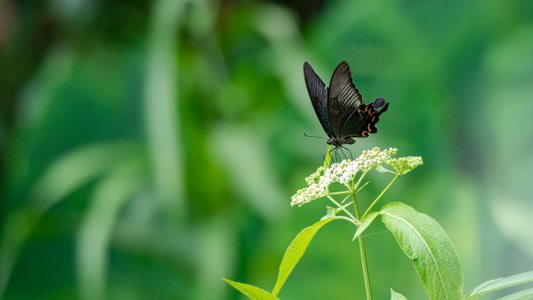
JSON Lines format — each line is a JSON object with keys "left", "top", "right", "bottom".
{"left": 304, "top": 133, "right": 327, "bottom": 140}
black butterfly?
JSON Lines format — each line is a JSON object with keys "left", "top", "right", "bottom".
{"left": 304, "top": 61, "right": 389, "bottom": 151}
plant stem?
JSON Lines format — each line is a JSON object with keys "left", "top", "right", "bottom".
{"left": 353, "top": 171, "right": 368, "bottom": 195}
{"left": 326, "top": 195, "right": 357, "bottom": 221}
{"left": 361, "top": 174, "right": 400, "bottom": 220}
{"left": 352, "top": 193, "right": 372, "bottom": 300}
{"left": 328, "top": 191, "right": 351, "bottom": 196}
{"left": 358, "top": 234, "right": 372, "bottom": 300}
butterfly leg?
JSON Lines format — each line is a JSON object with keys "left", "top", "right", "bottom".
{"left": 342, "top": 146, "right": 353, "bottom": 160}
{"left": 337, "top": 146, "right": 346, "bottom": 161}
{"left": 335, "top": 147, "right": 343, "bottom": 163}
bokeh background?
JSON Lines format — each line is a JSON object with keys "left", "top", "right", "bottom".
{"left": 1, "top": 0, "right": 533, "bottom": 299}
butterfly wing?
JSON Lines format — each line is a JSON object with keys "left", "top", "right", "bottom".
{"left": 304, "top": 62, "right": 334, "bottom": 138}
{"left": 327, "top": 61, "right": 363, "bottom": 138}
{"left": 339, "top": 99, "right": 389, "bottom": 138}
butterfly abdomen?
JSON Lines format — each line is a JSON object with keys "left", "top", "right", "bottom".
{"left": 327, "top": 137, "right": 355, "bottom": 146}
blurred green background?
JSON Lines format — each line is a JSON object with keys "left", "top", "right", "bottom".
{"left": 1, "top": 0, "right": 533, "bottom": 299}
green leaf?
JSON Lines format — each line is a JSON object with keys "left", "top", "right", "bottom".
{"left": 353, "top": 211, "right": 379, "bottom": 241}
{"left": 77, "top": 159, "right": 146, "bottom": 300}
{"left": 381, "top": 202, "right": 463, "bottom": 300}
{"left": 496, "top": 287, "right": 533, "bottom": 300}
{"left": 324, "top": 144, "right": 332, "bottom": 168}
{"left": 223, "top": 278, "right": 279, "bottom": 300}
{"left": 0, "top": 142, "right": 142, "bottom": 298}
{"left": 465, "top": 270, "right": 533, "bottom": 300}
{"left": 272, "top": 217, "right": 342, "bottom": 296}
{"left": 391, "top": 288, "right": 408, "bottom": 300}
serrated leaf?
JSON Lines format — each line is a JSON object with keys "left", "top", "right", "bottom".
{"left": 496, "top": 287, "right": 533, "bottom": 300}
{"left": 381, "top": 202, "right": 463, "bottom": 300}
{"left": 391, "top": 288, "right": 408, "bottom": 300}
{"left": 223, "top": 278, "right": 279, "bottom": 300}
{"left": 353, "top": 212, "right": 379, "bottom": 241}
{"left": 272, "top": 217, "right": 342, "bottom": 296}
{"left": 465, "top": 270, "right": 533, "bottom": 300}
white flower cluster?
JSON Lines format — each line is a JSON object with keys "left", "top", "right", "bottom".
{"left": 291, "top": 147, "right": 400, "bottom": 206}
{"left": 355, "top": 147, "right": 398, "bottom": 172}
{"left": 290, "top": 167, "right": 328, "bottom": 206}
{"left": 387, "top": 156, "right": 424, "bottom": 175}
{"left": 291, "top": 147, "right": 424, "bottom": 206}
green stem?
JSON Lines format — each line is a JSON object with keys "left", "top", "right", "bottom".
{"left": 361, "top": 174, "right": 400, "bottom": 220}
{"left": 336, "top": 215, "right": 358, "bottom": 224}
{"left": 328, "top": 191, "right": 351, "bottom": 196}
{"left": 352, "top": 192, "right": 372, "bottom": 300}
{"left": 352, "top": 171, "right": 368, "bottom": 197}
{"left": 327, "top": 195, "right": 357, "bottom": 222}
{"left": 358, "top": 233, "right": 372, "bottom": 300}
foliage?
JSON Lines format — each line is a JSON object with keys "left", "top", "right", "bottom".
{"left": 226, "top": 149, "right": 532, "bottom": 299}
{"left": 1, "top": 0, "right": 533, "bottom": 299}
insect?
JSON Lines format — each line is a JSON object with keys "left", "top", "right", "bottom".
{"left": 303, "top": 61, "right": 389, "bottom": 157}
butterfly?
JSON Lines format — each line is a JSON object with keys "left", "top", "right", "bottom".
{"left": 303, "top": 61, "right": 389, "bottom": 152}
